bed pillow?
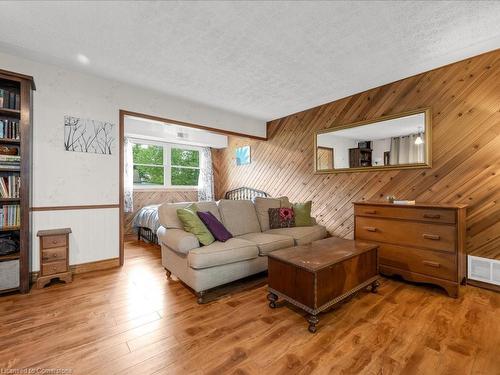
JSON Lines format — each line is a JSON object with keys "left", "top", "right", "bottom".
{"left": 197, "top": 211, "right": 233, "bottom": 242}
{"left": 176, "top": 204, "right": 215, "bottom": 246}
{"left": 268, "top": 207, "right": 295, "bottom": 229}
{"left": 293, "top": 201, "right": 312, "bottom": 226}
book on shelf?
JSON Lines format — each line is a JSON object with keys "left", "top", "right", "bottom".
{"left": 0, "top": 204, "right": 20, "bottom": 228}
{"left": 0, "top": 153, "right": 20, "bottom": 169}
{"left": 0, "top": 119, "right": 20, "bottom": 139}
{"left": 0, "top": 88, "right": 20, "bottom": 110}
{"left": 0, "top": 176, "right": 20, "bottom": 198}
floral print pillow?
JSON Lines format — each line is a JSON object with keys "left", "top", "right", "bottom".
{"left": 268, "top": 207, "right": 295, "bottom": 229}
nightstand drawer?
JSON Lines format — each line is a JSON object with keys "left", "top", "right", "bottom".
{"left": 42, "top": 261, "right": 67, "bottom": 276}
{"left": 42, "top": 247, "right": 67, "bottom": 263}
{"left": 42, "top": 235, "right": 67, "bottom": 249}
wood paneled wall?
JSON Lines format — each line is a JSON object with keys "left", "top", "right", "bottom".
{"left": 214, "top": 50, "right": 500, "bottom": 260}
{"left": 124, "top": 189, "right": 197, "bottom": 234}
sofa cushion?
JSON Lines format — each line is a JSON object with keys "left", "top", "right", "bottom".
{"left": 254, "top": 196, "right": 291, "bottom": 231}
{"left": 177, "top": 204, "right": 215, "bottom": 246}
{"left": 217, "top": 199, "right": 261, "bottom": 236}
{"left": 187, "top": 238, "right": 259, "bottom": 269}
{"left": 197, "top": 211, "right": 233, "bottom": 242}
{"left": 268, "top": 207, "right": 295, "bottom": 229}
{"left": 158, "top": 201, "right": 221, "bottom": 229}
{"left": 157, "top": 226, "right": 199, "bottom": 254}
{"left": 293, "top": 201, "right": 312, "bottom": 227}
{"left": 265, "top": 225, "right": 327, "bottom": 245}
{"left": 237, "top": 232, "right": 294, "bottom": 256}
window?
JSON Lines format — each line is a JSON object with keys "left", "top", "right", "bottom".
{"left": 133, "top": 144, "right": 164, "bottom": 185}
{"left": 132, "top": 141, "right": 200, "bottom": 188}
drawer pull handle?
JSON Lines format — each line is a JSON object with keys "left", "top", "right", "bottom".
{"left": 423, "top": 234, "right": 440, "bottom": 240}
{"left": 423, "top": 260, "right": 441, "bottom": 268}
{"left": 53, "top": 253, "right": 57, "bottom": 257}
{"left": 52, "top": 240, "right": 58, "bottom": 244}
{"left": 423, "top": 213, "right": 441, "bottom": 219}
{"left": 365, "top": 210, "right": 377, "bottom": 214}
{"left": 365, "top": 227, "right": 377, "bottom": 232}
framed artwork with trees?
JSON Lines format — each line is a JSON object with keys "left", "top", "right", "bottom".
{"left": 64, "top": 115, "right": 115, "bottom": 155}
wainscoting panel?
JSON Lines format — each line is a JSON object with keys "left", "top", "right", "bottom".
{"left": 214, "top": 50, "right": 500, "bottom": 260}
{"left": 124, "top": 189, "right": 198, "bottom": 234}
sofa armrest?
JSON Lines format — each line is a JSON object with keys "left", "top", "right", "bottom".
{"left": 157, "top": 226, "right": 200, "bottom": 254}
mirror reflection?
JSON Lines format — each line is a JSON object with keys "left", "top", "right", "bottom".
{"left": 315, "top": 109, "right": 430, "bottom": 172}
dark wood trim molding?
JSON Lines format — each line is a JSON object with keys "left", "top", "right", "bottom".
{"left": 120, "top": 109, "right": 268, "bottom": 141}
{"left": 119, "top": 110, "right": 125, "bottom": 266}
{"left": 31, "top": 204, "right": 119, "bottom": 211}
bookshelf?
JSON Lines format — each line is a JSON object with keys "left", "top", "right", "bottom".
{"left": 0, "top": 69, "right": 34, "bottom": 295}
{"left": 349, "top": 147, "right": 372, "bottom": 168}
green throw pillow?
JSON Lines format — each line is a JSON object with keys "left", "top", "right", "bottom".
{"left": 293, "top": 201, "right": 312, "bottom": 227}
{"left": 176, "top": 203, "right": 215, "bottom": 246}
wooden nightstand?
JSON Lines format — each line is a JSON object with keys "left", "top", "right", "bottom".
{"left": 36, "top": 228, "right": 72, "bottom": 288}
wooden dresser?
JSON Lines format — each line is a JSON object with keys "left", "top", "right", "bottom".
{"left": 354, "top": 202, "right": 467, "bottom": 297}
{"left": 36, "top": 228, "right": 72, "bottom": 288}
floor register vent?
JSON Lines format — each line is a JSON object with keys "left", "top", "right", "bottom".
{"left": 468, "top": 255, "right": 500, "bottom": 286}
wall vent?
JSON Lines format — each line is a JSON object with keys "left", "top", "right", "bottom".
{"left": 177, "top": 132, "right": 189, "bottom": 139}
{"left": 468, "top": 255, "right": 500, "bottom": 286}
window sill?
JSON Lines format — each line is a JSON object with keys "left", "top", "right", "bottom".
{"left": 133, "top": 187, "right": 199, "bottom": 192}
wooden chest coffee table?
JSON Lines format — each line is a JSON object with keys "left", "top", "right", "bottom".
{"left": 267, "top": 237, "right": 379, "bottom": 332}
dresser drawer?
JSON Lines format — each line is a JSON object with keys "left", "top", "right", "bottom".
{"left": 354, "top": 205, "right": 456, "bottom": 224}
{"left": 42, "top": 247, "right": 67, "bottom": 263}
{"left": 42, "top": 261, "right": 67, "bottom": 276}
{"left": 355, "top": 217, "right": 456, "bottom": 253}
{"left": 42, "top": 234, "right": 67, "bottom": 249}
{"left": 378, "top": 243, "right": 457, "bottom": 281}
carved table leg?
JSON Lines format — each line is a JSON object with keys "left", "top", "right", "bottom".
{"left": 267, "top": 292, "right": 278, "bottom": 308}
{"left": 307, "top": 314, "right": 319, "bottom": 333}
{"left": 371, "top": 279, "right": 380, "bottom": 293}
{"left": 165, "top": 268, "right": 172, "bottom": 279}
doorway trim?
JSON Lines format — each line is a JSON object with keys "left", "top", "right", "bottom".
{"left": 118, "top": 109, "right": 268, "bottom": 265}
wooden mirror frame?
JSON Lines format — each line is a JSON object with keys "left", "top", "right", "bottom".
{"left": 314, "top": 107, "right": 432, "bottom": 174}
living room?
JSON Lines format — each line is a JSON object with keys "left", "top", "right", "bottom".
{"left": 0, "top": 1, "right": 499, "bottom": 374}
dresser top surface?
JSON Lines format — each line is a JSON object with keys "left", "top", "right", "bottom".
{"left": 354, "top": 201, "right": 467, "bottom": 209}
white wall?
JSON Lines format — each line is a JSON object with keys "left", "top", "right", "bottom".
{"left": 372, "top": 138, "right": 391, "bottom": 166}
{"left": 125, "top": 117, "right": 228, "bottom": 149}
{"left": 0, "top": 50, "right": 265, "bottom": 271}
{"left": 317, "top": 133, "right": 357, "bottom": 169}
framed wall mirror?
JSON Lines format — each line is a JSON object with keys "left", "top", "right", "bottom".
{"left": 314, "top": 108, "right": 431, "bottom": 173}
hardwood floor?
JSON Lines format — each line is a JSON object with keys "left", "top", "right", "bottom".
{"left": 1, "top": 239, "right": 499, "bottom": 374}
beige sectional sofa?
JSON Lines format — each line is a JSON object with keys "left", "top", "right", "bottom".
{"left": 156, "top": 198, "right": 327, "bottom": 303}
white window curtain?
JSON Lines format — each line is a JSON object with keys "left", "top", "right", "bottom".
{"left": 389, "top": 134, "right": 424, "bottom": 165}
{"left": 124, "top": 137, "right": 134, "bottom": 212}
{"left": 197, "top": 147, "right": 214, "bottom": 201}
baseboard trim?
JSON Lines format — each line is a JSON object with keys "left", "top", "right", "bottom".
{"left": 467, "top": 279, "right": 500, "bottom": 293}
{"left": 31, "top": 257, "right": 120, "bottom": 282}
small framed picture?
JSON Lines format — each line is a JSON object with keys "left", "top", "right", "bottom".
{"left": 235, "top": 145, "right": 251, "bottom": 166}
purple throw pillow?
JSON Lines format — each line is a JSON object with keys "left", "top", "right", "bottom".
{"left": 197, "top": 211, "right": 233, "bottom": 242}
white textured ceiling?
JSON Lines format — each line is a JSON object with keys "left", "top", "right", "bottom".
{"left": 322, "top": 113, "right": 426, "bottom": 141}
{"left": 0, "top": 1, "right": 499, "bottom": 121}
